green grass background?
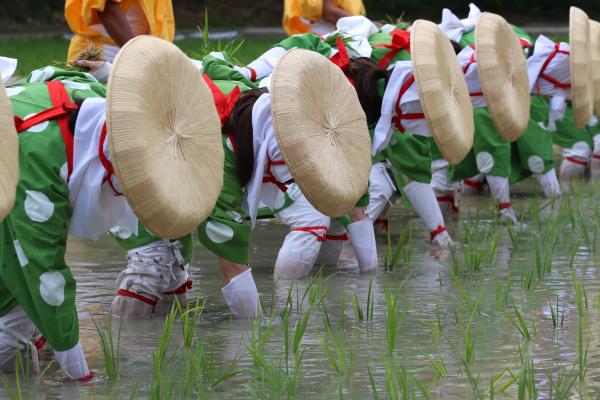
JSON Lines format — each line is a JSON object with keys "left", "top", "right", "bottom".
{"left": 0, "top": 37, "right": 278, "bottom": 77}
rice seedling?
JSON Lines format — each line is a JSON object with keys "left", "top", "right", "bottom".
{"left": 449, "top": 271, "right": 477, "bottom": 313}
{"left": 463, "top": 362, "right": 482, "bottom": 399}
{"left": 367, "top": 275, "right": 375, "bottom": 321}
{"left": 150, "top": 305, "right": 178, "bottom": 399}
{"left": 424, "top": 353, "right": 447, "bottom": 377}
{"left": 245, "top": 317, "right": 302, "bottom": 398}
{"left": 178, "top": 295, "right": 206, "bottom": 348}
{"left": 572, "top": 275, "right": 587, "bottom": 319}
{"left": 367, "top": 364, "right": 380, "bottom": 400}
{"left": 568, "top": 239, "right": 580, "bottom": 268}
{"left": 316, "top": 323, "right": 353, "bottom": 375}
{"left": 484, "top": 368, "right": 514, "bottom": 398}
{"left": 292, "top": 310, "right": 310, "bottom": 355}
{"left": 495, "top": 276, "right": 512, "bottom": 310}
{"left": 92, "top": 314, "right": 122, "bottom": 379}
{"left": 383, "top": 225, "right": 413, "bottom": 271}
{"left": 521, "top": 266, "right": 534, "bottom": 291}
{"left": 464, "top": 318, "right": 476, "bottom": 364}
{"left": 549, "top": 295, "right": 564, "bottom": 329}
{"left": 511, "top": 304, "right": 531, "bottom": 341}
{"left": 506, "top": 224, "right": 520, "bottom": 250}
{"left": 349, "top": 289, "right": 364, "bottom": 321}
{"left": 384, "top": 287, "right": 400, "bottom": 356}
{"left": 516, "top": 358, "right": 537, "bottom": 400}
{"left": 382, "top": 357, "right": 427, "bottom": 400}
{"left": 533, "top": 236, "right": 555, "bottom": 280}
{"left": 0, "top": 351, "right": 26, "bottom": 400}
{"left": 546, "top": 365, "right": 578, "bottom": 399}
{"left": 575, "top": 207, "right": 597, "bottom": 252}
{"left": 193, "top": 10, "right": 245, "bottom": 62}
{"left": 576, "top": 319, "right": 588, "bottom": 386}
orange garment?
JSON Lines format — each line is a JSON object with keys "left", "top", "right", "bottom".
{"left": 65, "top": 0, "right": 174, "bottom": 60}
{"left": 282, "top": 0, "right": 365, "bottom": 35}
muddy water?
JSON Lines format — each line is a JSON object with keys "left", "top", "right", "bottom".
{"left": 4, "top": 180, "right": 600, "bottom": 399}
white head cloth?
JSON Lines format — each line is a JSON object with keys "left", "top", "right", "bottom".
{"left": 68, "top": 98, "right": 138, "bottom": 239}
{"left": 372, "top": 61, "right": 421, "bottom": 155}
{"left": 323, "top": 16, "right": 378, "bottom": 58}
{"left": 243, "top": 93, "right": 293, "bottom": 227}
{"left": 438, "top": 3, "right": 481, "bottom": 42}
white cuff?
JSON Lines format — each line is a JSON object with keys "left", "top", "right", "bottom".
{"left": 92, "top": 62, "right": 112, "bottom": 83}
{"left": 54, "top": 341, "right": 90, "bottom": 380}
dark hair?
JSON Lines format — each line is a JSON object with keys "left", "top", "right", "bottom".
{"left": 347, "top": 57, "right": 389, "bottom": 125}
{"left": 67, "top": 95, "right": 87, "bottom": 133}
{"left": 449, "top": 40, "right": 463, "bottom": 55}
{"left": 224, "top": 87, "right": 268, "bottom": 187}
{"left": 527, "top": 41, "right": 535, "bottom": 59}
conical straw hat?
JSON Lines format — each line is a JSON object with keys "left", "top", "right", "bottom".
{"left": 569, "top": 6, "right": 593, "bottom": 129}
{"left": 475, "top": 12, "right": 530, "bottom": 142}
{"left": 410, "top": 19, "right": 474, "bottom": 165}
{"left": 106, "top": 36, "right": 223, "bottom": 239}
{"left": 590, "top": 20, "right": 600, "bottom": 116}
{"left": 0, "top": 80, "right": 18, "bottom": 221}
{"left": 270, "top": 48, "right": 371, "bottom": 217}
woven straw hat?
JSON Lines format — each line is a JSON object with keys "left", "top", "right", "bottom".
{"left": 410, "top": 19, "right": 473, "bottom": 165}
{"left": 270, "top": 48, "right": 371, "bottom": 217}
{"left": 475, "top": 12, "right": 530, "bottom": 142}
{"left": 590, "top": 20, "right": 600, "bottom": 116}
{"left": 106, "top": 36, "right": 223, "bottom": 239}
{"left": 0, "top": 80, "right": 18, "bottom": 221}
{"left": 569, "top": 6, "right": 593, "bottom": 129}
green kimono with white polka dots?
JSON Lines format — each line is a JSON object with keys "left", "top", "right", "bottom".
{"left": 0, "top": 67, "right": 105, "bottom": 352}
{"left": 114, "top": 53, "right": 268, "bottom": 266}
{"left": 450, "top": 26, "right": 554, "bottom": 182}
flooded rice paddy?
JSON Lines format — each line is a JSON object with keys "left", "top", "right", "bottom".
{"left": 4, "top": 179, "right": 600, "bottom": 399}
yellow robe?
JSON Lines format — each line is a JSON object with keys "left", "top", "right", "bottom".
{"left": 282, "top": 0, "right": 365, "bottom": 35}
{"left": 65, "top": 0, "right": 175, "bottom": 61}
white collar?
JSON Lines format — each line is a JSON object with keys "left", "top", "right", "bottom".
{"left": 243, "top": 93, "right": 274, "bottom": 227}
{"left": 438, "top": 3, "right": 481, "bottom": 42}
{"left": 372, "top": 61, "right": 416, "bottom": 154}
{"left": 68, "top": 98, "right": 138, "bottom": 239}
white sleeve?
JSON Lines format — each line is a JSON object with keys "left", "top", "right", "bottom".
{"left": 547, "top": 95, "right": 567, "bottom": 131}
{"left": 91, "top": 62, "right": 112, "bottom": 83}
{"left": 247, "top": 47, "right": 288, "bottom": 80}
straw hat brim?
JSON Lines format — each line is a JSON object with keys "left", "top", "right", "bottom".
{"left": 106, "top": 36, "right": 224, "bottom": 239}
{"left": 475, "top": 12, "right": 530, "bottom": 142}
{"left": 569, "top": 6, "right": 593, "bottom": 129}
{"left": 410, "top": 19, "right": 474, "bottom": 165}
{"left": 590, "top": 20, "right": 600, "bottom": 116}
{"left": 270, "top": 48, "right": 371, "bottom": 217}
{"left": 0, "top": 80, "right": 18, "bottom": 221}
